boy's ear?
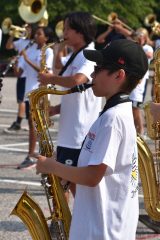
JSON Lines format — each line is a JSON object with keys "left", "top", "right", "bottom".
{"left": 116, "top": 69, "right": 125, "bottom": 80}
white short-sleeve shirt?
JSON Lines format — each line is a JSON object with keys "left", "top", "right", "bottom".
{"left": 19, "top": 45, "right": 54, "bottom": 99}
{"left": 13, "top": 39, "right": 33, "bottom": 78}
{"left": 69, "top": 102, "right": 139, "bottom": 240}
{"left": 129, "top": 44, "right": 153, "bottom": 103}
{"left": 57, "top": 43, "right": 102, "bottom": 148}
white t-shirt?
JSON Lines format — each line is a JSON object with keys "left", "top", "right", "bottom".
{"left": 14, "top": 39, "right": 32, "bottom": 78}
{"left": 129, "top": 44, "right": 153, "bottom": 103}
{"left": 57, "top": 43, "right": 102, "bottom": 149}
{"left": 19, "top": 45, "right": 54, "bottom": 99}
{"left": 69, "top": 102, "right": 139, "bottom": 240}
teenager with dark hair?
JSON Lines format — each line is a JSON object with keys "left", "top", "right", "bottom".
{"left": 38, "top": 11, "right": 102, "bottom": 196}
{"left": 15, "top": 26, "right": 54, "bottom": 169}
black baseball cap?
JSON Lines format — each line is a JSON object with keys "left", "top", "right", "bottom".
{"left": 84, "top": 39, "right": 148, "bottom": 79}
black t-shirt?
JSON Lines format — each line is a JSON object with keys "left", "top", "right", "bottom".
{"left": 96, "top": 29, "right": 126, "bottom": 49}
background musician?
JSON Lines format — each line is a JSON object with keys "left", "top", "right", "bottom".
{"left": 36, "top": 39, "right": 148, "bottom": 240}
{"left": 38, "top": 11, "right": 102, "bottom": 197}
{"left": 4, "top": 23, "right": 37, "bottom": 133}
{"left": 96, "top": 18, "right": 133, "bottom": 48}
{"left": 15, "top": 26, "right": 54, "bottom": 169}
{"left": 129, "top": 27, "right": 153, "bottom": 135}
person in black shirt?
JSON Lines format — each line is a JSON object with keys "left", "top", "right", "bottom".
{"left": 96, "top": 19, "right": 133, "bottom": 49}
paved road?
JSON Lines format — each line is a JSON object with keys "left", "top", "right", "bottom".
{"left": 0, "top": 77, "right": 160, "bottom": 240}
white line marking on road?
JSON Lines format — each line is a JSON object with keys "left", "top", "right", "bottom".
{"left": 0, "top": 141, "right": 56, "bottom": 153}
{"left": 0, "top": 124, "right": 57, "bottom": 132}
{"left": 0, "top": 147, "right": 28, "bottom": 153}
{"left": 0, "top": 142, "right": 29, "bottom": 147}
{"left": 0, "top": 109, "right": 17, "bottom": 113}
{"left": 0, "top": 179, "right": 143, "bottom": 198}
{"left": 0, "top": 178, "right": 41, "bottom": 186}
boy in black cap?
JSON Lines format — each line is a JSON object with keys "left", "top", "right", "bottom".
{"left": 36, "top": 39, "right": 148, "bottom": 240}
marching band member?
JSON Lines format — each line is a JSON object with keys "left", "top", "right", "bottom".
{"left": 36, "top": 39, "right": 148, "bottom": 240}
{"left": 96, "top": 18, "right": 133, "bottom": 49}
{"left": 129, "top": 27, "right": 153, "bottom": 135}
{"left": 15, "top": 26, "right": 54, "bottom": 169}
{"left": 4, "top": 23, "right": 37, "bottom": 132}
{"left": 38, "top": 11, "right": 102, "bottom": 197}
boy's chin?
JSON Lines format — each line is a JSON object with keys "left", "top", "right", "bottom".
{"left": 93, "top": 91, "right": 102, "bottom": 97}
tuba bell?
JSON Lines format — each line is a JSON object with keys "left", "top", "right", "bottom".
{"left": 144, "top": 14, "right": 160, "bottom": 36}
{"left": 38, "top": 10, "right": 49, "bottom": 27}
{"left": 55, "top": 20, "right": 64, "bottom": 40}
{"left": 1, "top": 17, "right": 28, "bottom": 39}
{"left": 18, "top": 0, "right": 47, "bottom": 23}
{"left": 144, "top": 14, "right": 157, "bottom": 27}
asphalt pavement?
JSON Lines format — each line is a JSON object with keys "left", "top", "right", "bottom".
{"left": 0, "top": 76, "right": 160, "bottom": 240}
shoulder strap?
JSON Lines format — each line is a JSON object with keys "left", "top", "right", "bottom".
{"left": 81, "top": 93, "right": 131, "bottom": 149}
{"left": 59, "top": 45, "right": 87, "bottom": 76}
{"left": 99, "top": 93, "right": 131, "bottom": 117}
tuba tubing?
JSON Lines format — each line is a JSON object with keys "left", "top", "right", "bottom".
{"left": 137, "top": 135, "right": 160, "bottom": 221}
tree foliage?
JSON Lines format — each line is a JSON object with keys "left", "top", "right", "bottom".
{"left": 0, "top": 0, "right": 160, "bottom": 57}
{"left": 0, "top": 0, "right": 160, "bottom": 27}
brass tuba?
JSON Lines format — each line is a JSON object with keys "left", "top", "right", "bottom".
{"left": 141, "top": 47, "right": 160, "bottom": 221}
{"left": 144, "top": 48, "right": 160, "bottom": 140}
{"left": 18, "top": 0, "right": 47, "bottom": 23}
{"left": 137, "top": 135, "right": 160, "bottom": 221}
{"left": 10, "top": 82, "right": 92, "bottom": 239}
{"left": 55, "top": 20, "right": 64, "bottom": 40}
{"left": 144, "top": 14, "right": 160, "bottom": 36}
{"left": 1, "top": 17, "right": 28, "bottom": 39}
{"left": 38, "top": 10, "right": 49, "bottom": 27}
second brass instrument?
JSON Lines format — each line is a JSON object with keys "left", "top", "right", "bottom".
{"left": 93, "top": 12, "right": 134, "bottom": 32}
{"left": 1, "top": 17, "right": 28, "bottom": 39}
{"left": 140, "top": 47, "right": 160, "bottom": 221}
{"left": 144, "top": 48, "right": 160, "bottom": 140}
{"left": 144, "top": 14, "right": 160, "bottom": 36}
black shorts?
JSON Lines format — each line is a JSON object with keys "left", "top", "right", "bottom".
{"left": 57, "top": 146, "right": 81, "bottom": 166}
{"left": 132, "top": 101, "right": 142, "bottom": 108}
{"left": 16, "top": 77, "right": 26, "bottom": 103}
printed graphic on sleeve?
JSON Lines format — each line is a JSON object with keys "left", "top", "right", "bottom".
{"left": 131, "top": 147, "right": 139, "bottom": 198}
{"left": 84, "top": 131, "right": 96, "bottom": 153}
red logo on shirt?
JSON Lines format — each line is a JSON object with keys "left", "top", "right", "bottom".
{"left": 88, "top": 131, "right": 96, "bottom": 140}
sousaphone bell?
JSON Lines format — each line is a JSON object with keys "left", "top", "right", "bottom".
{"left": 18, "top": 0, "right": 47, "bottom": 23}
